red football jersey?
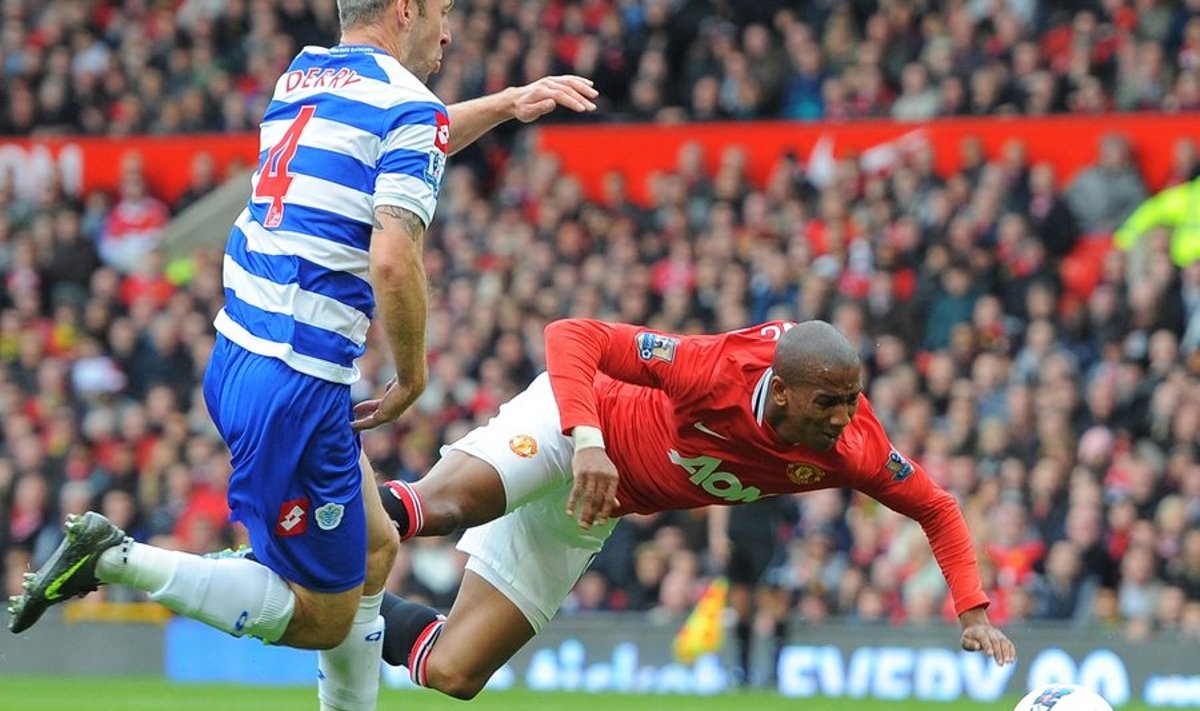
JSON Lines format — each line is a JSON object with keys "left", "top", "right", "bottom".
{"left": 544, "top": 318, "right": 989, "bottom": 615}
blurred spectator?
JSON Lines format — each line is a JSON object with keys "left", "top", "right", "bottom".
{"left": 1027, "top": 540, "right": 1099, "bottom": 623}
{"left": 1166, "top": 527, "right": 1200, "bottom": 600}
{"left": 1117, "top": 545, "right": 1164, "bottom": 622}
{"left": 1065, "top": 134, "right": 1148, "bottom": 237}
{"left": 97, "top": 170, "right": 170, "bottom": 274}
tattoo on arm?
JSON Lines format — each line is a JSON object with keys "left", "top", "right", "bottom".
{"left": 373, "top": 205, "right": 426, "bottom": 242}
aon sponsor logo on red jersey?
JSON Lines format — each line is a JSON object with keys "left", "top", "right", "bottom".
{"left": 669, "top": 451, "right": 763, "bottom": 503}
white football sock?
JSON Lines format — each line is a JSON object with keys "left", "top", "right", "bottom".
{"left": 98, "top": 541, "right": 295, "bottom": 643}
{"left": 318, "top": 591, "right": 385, "bottom": 711}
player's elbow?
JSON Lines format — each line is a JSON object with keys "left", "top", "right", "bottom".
{"left": 543, "top": 318, "right": 570, "bottom": 340}
{"left": 544, "top": 316, "right": 596, "bottom": 339}
{"left": 370, "top": 252, "right": 420, "bottom": 285}
{"left": 910, "top": 487, "right": 960, "bottom": 528}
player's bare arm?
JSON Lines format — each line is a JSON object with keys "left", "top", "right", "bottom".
{"left": 353, "top": 204, "right": 429, "bottom": 432}
{"left": 446, "top": 75, "right": 598, "bottom": 156}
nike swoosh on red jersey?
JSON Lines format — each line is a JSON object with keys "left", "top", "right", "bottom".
{"left": 693, "top": 422, "right": 730, "bottom": 440}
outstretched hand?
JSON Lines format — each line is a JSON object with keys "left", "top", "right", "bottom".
{"left": 511, "top": 75, "right": 599, "bottom": 123}
{"left": 567, "top": 446, "right": 620, "bottom": 529}
{"left": 350, "top": 377, "right": 421, "bottom": 432}
{"left": 959, "top": 608, "right": 1017, "bottom": 666}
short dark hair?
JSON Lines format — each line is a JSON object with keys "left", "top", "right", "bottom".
{"left": 773, "top": 321, "right": 860, "bottom": 387}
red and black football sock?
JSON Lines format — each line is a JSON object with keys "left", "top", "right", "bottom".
{"left": 380, "top": 590, "right": 444, "bottom": 686}
{"left": 378, "top": 480, "right": 424, "bottom": 540}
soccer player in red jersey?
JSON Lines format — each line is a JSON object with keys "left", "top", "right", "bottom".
{"left": 374, "top": 318, "right": 1017, "bottom": 699}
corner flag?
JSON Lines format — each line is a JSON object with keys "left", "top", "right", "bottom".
{"left": 672, "top": 577, "right": 728, "bottom": 664}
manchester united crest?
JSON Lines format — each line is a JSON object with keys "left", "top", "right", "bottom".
{"left": 509, "top": 434, "right": 539, "bottom": 459}
{"left": 787, "top": 462, "right": 825, "bottom": 485}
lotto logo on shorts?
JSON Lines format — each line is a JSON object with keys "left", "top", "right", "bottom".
{"left": 276, "top": 497, "right": 309, "bottom": 537}
{"left": 509, "top": 434, "right": 539, "bottom": 459}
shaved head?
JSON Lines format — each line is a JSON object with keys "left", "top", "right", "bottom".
{"left": 773, "top": 321, "right": 860, "bottom": 387}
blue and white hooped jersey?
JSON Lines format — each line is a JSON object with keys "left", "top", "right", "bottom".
{"left": 214, "top": 44, "right": 449, "bottom": 384}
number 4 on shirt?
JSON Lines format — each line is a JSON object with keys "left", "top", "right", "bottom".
{"left": 255, "top": 105, "right": 316, "bottom": 228}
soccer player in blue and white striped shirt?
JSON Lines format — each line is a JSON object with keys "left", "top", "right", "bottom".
{"left": 7, "top": 1, "right": 598, "bottom": 709}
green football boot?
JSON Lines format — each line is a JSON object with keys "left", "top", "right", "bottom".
{"left": 7, "top": 511, "right": 128, "bottom": 634}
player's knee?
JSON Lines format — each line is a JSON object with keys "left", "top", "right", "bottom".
{"left": 419, "top": 497, "right": 468, "bottom": 535}
{"left": 308, "top": 625, "right": 350, "bottom": 650}
{"left": 420, "top": 488, "right": 505, "bottom": 535}
{"left": 308, "top": 608, "right": 355, "bottom": 649}
{"left": 414, "top": 459, "right": 506, "bottom": 535}
{"left": 294, "top": 613, "right": 353, "bottom": 650}
{"left": 366, "top": 522, "right": 399, "bottom": 579}
{"left": 426, "top": 662, "right": 486, "bottom": 701}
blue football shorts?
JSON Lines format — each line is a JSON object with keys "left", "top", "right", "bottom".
{"left": 203, "top": 334, "right": 366, "bottom": 593}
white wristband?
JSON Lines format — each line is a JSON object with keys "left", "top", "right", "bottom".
{"left": 572, "top": 425, "right": 605, "bottom": 450}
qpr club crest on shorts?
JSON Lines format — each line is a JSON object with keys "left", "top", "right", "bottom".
{"left": 635, "top": 331, "right": 678, "bottom": 363}
{"left": 315, "top": 502, "right": 345, "bottom": 531}
{"left": 787, "top": 462, "right": 825, "bottom": 485}
{"left": 509, "top": 434, "right": 539, "bottom": 459}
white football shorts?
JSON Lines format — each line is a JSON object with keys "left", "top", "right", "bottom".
{"left": 448, "top": 373, "right": 617, "bottom": 632}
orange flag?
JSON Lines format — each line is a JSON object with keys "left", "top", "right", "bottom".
{"left": 672, "top": 577, "right": 729, "bottom": 664}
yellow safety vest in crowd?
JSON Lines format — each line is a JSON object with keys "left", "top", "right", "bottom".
{"left": 1114, "top": 177, "right": 1200, "bottom": 267}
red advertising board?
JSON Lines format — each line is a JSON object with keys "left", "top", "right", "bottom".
{"left": 535, "top": 113, "right": 1200, "bottom": 205}
{"left": 2, "top": 113, "right": 1197, "bottom": 208}
{"left": 0, "top": 133, "right": 259, "bottom": 205}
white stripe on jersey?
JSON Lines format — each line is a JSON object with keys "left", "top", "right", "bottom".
{"left": 235, "top": 210, "right": 370, "bottom": 282}
{"left": 370, "top": 52, "right": 430, "bottom": 94}
{"left": 214, "top": 309, "right": 359, "bottom": 384}
{"left": 381, "top": 122, "right": 438, "bottom": 156}
{"left": 250, "top": 171, "right": 373, "bottom": 224}
{"left": 223, "top": 256, "right": 371, "bottom": 344}
{"left": 373, "top": 172, "right": 436, "bottom": 227}
{"left": 260, "top": 116, "right": 382, "bottom": 168}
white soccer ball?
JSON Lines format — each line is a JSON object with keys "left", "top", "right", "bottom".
{"left": 1013, "top": 684, "right": 1115, "bottom": 711}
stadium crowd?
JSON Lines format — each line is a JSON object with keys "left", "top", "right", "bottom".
{"left": 2, "top": 0, "right": 1200, "bottom": 654}
{"left": 6, "top": 0, "right": 1200, "bottom": 136}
